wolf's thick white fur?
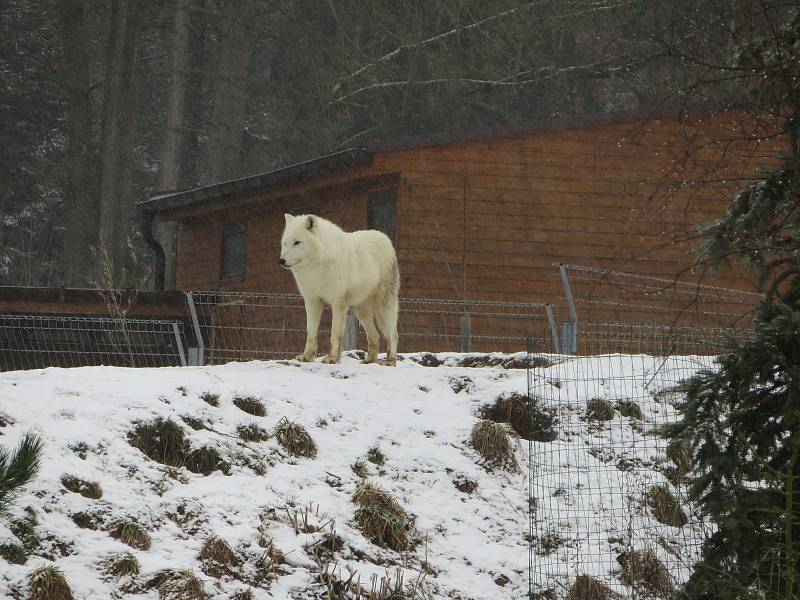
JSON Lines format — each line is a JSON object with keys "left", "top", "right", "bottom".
{"left": 279, "top": 213, "right": 400, "bottom": 365}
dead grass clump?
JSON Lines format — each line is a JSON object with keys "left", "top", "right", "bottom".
{"left": 449, "top": 375, "right": 475, "bottom": 393}
{"left": 615, "top": 400, "right": 643, "bottom": 420}
{"left": 453, "top": 475, "right": 478, "bottom": 494}
{"left": 181, "top": 415, "right": 205, "bottom": 431}
{"left": 647, "top": 484, "right": 688, "bottom": 528}
{"left": 306, "top": 532, "right": 345, "bottom": 562}
{"left": 366, "top": 445, "right": 386, "bottom": 466}
{"left": 470, "top": 419, "right": 518, "bottom": 471}
{"left": 200, "top": 392, "right": 220, "bottom": 407}
{"left": 351, "top": 459, "right": 368, "bottom": 478}
{"left": 666, "top": 441, "right": 691, "bottom": 478}
{"left": 28, "top": 565, "right": 74, "bottom": 600}
{"left": 411, "top": 353, "right": 443, "bottom": 367}
{"left": 105, "top": 552, "right": 140, "bottom": 577}
{"left": 200, "top": 536, "right": 238, "bottom": 577}
{"left": 71, "top": 511, "right": 101, "bottom": 530}
{"left": 60, "top": 474, "right": 103, "bottom": 499}
{"left": 110, "top": 519, "right": 151, "bottom": 551}
{"left": 256, "top": 541, "right": 285, "bottom": 581}
{"left": 237, "top": 422, "right": 269, "bottom": 442}
{"left": 535, "top": 529, "right": 566, "bottom": 556}
{"left": 275, "top": 418, "right": 317, "bottom": 458}
{"left": 128, "top": 417, "right": 188, "bottom": 467}
{"left": 618, "top": 549, "right": 672, "bottom": 596}
{"left": 353, "top": 482, "right": 417, "bottom": 553}
{"left": 232, "top": 395, "right": 267, "bottom": 417}
{"left": 185, "top": 446, "right": 230, "bottom": 476}
{"left": 481, "top": 393, "right": 558, "bottom": 442}
{"left": 0, "top": 543, "right": 26, "bottom": 564}
{"left": 156, "top": 569, "right": 205, "bottom": 600}
{"left": 586, "top": 398, "right": 615, "bottom": 421}
{"left": 566, "top": 575, "right": 620, "bottom": 600}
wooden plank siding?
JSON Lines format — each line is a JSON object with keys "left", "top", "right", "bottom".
{"left": 371, "top": 112, "right": 778, "bottom": 326}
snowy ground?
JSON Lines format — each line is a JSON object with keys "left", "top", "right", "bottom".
{"left": 0, "top": 352, "right": 710, "bottom": 599}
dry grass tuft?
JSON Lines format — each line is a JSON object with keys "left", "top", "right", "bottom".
{"left": 352, "top": 481, "right": 417, "bottom": 553}
{"left": 0, "top": 542, "right": 26, "bottom": 564}
{"left": 128, "top": 418, "right": 188, "bottom": 467}
{"left": 480, "top": 392, "right": 557, "bottom": 442}
{"left": 666, "top": 441, "right": 691, "bottom": 477}
{"left": 156, "top": 569, "right": 205, "bottom": 600}
{"left": 366, "top": 445, "right": 386, "bottom": 466}
{"left": 306, "top": 532, "right": 345, "bottom": 562}
{"left": 256, "top": 540, "right": 285, "bottom": 581}
{"left": 566, "top": 575, "right": 620, "bottom": 600}
{"left": 185, "top": 446, "right": 230, "bottom": 476}
{"left": 615, "top": 400, "right": 643, "bottom": 420}
{"left": 105, "top": 552, "right": 140, "bottom": 578}
{"left": 180, "top": 415, "right": 205, "bottom": 431}
{"left": 28, "top": 565, "right": 74, "bottom": 600}
{"left": 647, "top": 484, "right": 688, "bottom": 528}
{"left": 61, "top": 474, "right": 103, "bottom": 499}
{"left": 71, "top": 511, "right": 101, "bottom": 530}
{"left": 470, "top": 419, "right": 518, "bottom": 471}
{"left": 275, "top": 418, "right": 317, "bottom": 458}
{"left": 618, "top": 548, "right": 672, "bottom": 596}
{"left": 586, "top": 398, "right": 615, "bottom": 421}
{"left": 237, "top": 422, "right": 269, "bottom": 442}
{"left": 110, "top": 519, "right": 151, "bottom": 551}
{"left": 199, "top": 536, "right": 238, "bottom": 577}
{"left": 453, "top": 475, "right": 478, "bottom": 494}
{"left": 232, "top": 395, "right": 266, "bottom": 417}
{"left": 199, "top": 391, "right": 220, "bottom": 407}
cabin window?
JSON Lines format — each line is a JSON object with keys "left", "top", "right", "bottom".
{"left": 368, "top": 188, "right": 397, "bottom": 242}
{"left": 220, "top": 222, "right": 246, "bottom": 280}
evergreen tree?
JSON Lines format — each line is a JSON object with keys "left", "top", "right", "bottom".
{"left": 0, "top": 433, "right": 44, "bottom": 516}
{"left": 666, "top": 4, "right": 799, "bottom": 598}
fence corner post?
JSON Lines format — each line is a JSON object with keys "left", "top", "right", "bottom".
{"left": 186, "top": 291, "right": 205, "bottom": 366}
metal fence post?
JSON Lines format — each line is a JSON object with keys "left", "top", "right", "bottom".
{"left": 186, "top": 291, "right": 205, "bottom": 366}
{"left": 172, "top": 322, "right": 187, "bottom": 367}
{"left": 344, "top": 308, "right": 359, "bottom": 351}
{"left": 545, "top": 304, "right": 560, "bottom": 354}
{"left": 460, "top": 312, "right": 472, "bottom": 353}
{"left": 559, "top": 264, "right": 579, "bottom": 354}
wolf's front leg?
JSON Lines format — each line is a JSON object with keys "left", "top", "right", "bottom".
{"left": 297, "top": 297, "right": 323, "bottom": 361}
{"left": 322, "top": 303, "right": 348, "bottom": 364}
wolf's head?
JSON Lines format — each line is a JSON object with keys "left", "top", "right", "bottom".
{"left": 279, "top": 213, "right": 323, "bottom": 269}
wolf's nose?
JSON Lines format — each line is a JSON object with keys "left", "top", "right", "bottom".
{"left": 279, "top": 258, "right": 287, "bottom": 267}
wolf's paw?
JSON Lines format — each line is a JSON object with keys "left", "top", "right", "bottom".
{"left": 295, "top": 353, "right": 315, "bottom": 362}
{"left": 361, "top": 356, "right": 378, "bottom": 364}
{"left": 321, "top": 355, "right": 341, "bottom": 364}
{"left": 377, "top": 356, "right": 397, "bottom": 367}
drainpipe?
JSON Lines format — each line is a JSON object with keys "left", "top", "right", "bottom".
{"left": 141, "top": 207, "right": 166, "bottom": 290}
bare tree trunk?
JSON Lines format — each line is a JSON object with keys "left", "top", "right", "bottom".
{"left": 204, "top": 0, "right": 257, "bottom": 183}
{"left": 155, "top": 0, "right": 191, "bottom": 290}
{"left": 59, "top": 0, "right": 96, "bottom": 287}
{"left": 179, "top": 0, "right": 208, "bottom": 188}
{"left": 98, "top": 0, "right": 143, "bottom": 287}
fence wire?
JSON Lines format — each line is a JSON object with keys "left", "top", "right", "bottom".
{"left": 0, "top": 315, "right": 186, "bottom": 371}
{"left": 527, "top": 322, "right": 734, "bottom": 600}
{"left": 554, "top": 263, "right": 762, "bottom": 331}
{"left": 187, "top": 290, "right": 558, "bottom": 363}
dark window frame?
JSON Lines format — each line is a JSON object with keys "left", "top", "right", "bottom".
{"left": 220, "top": 222, "right": 247, "bottom": 282}
{"left": 367, "top": 187, "right": 398, "bottom": 243}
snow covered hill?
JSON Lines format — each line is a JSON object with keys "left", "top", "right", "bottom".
{"left": 0, "top": 353, "right": 708, "bottom": 599}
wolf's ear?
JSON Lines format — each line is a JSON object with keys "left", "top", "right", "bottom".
{"left": 305, "top": 215, "right": 315, "bottom": 230}
{"left": 284, "top": 213, "right": 293, "bottom": 224}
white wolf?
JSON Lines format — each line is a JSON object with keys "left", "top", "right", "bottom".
{"left": 279, "top": 213, "right": 400, "bottom": 365}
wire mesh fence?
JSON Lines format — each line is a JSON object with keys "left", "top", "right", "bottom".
{"left": 526, "top": 322, "right": 734, "bottom": 599}
{"left": 0, "top": 314, "right": 186, "bottom": 371}
{"left": 186, "top": 290, "right": 559, "bottom": 364}
{"left": 554, "top": 263, "right": 762, "bottom": 333}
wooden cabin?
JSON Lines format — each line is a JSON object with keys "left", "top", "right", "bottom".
{"left": 139, "top": 107, "right": 778, "bottom": 355}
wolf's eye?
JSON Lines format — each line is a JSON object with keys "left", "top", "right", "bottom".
{"left": 293, "top": 240, "right": 301, "bottom": 246}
